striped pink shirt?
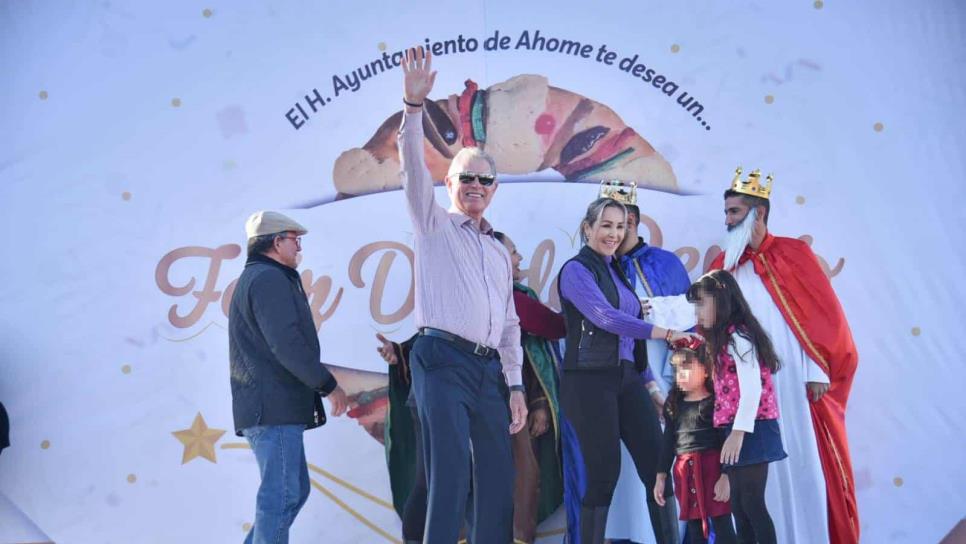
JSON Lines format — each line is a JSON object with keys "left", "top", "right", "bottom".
{"left": 398, "top": 111, "right": 523, "bottom": 386}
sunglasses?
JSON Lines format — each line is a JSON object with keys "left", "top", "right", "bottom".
{"left": 456, "top": 172, "right": 496, "bottom": 186}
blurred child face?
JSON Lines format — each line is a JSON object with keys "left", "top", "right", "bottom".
{"left": 675, "top": 358, "right": 709, "bottom": 394}
{"left": 694, "top": 290, "right": 716, "bottom": 329}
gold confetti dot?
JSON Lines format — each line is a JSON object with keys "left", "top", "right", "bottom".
{"left": 41, "top": 440, "right": 51, "bottom": 450}
{"left": 242, "top": 522, "right": 252, "bottom": 532}
{"left": 670, "top": 44, "right": 681, "bottom": 54}
{"left": 874, "top": 122, "right": 884, "bottom": 132}
{"left": 893, "top": 476, "right": 904, "bottom": 487}
{"left": 122, "top": 364, "right": 132, "bottom": 374}
{"left": 764, "top": 95, "right": 775, "bottom": 104}
{"left": 202, "top": 8, "right": 213, "bottom": 18}
{"left": 121, "top": 191, "right": 132, "bottom": 201}
{"left": 38, "top": 90, "right": 49, "bottom": 100}
{"left": 814, "top": 0, "right": 824, "bottom": 9}
{"left": 127, "top": 474, "right": 137, "bottom": 484}
{"left": 911, "top": 327, "right": 921, "bottom": 336}
{"left": 171, "top": 97, "right": 182, "bottom": 108}
{"left": 377, "top": 42, "right": 387, "bottom": 52}
{"left": 796, "top": 195, "right": 806, "bottom": 205}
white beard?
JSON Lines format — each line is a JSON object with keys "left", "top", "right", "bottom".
{"left": 722, "top": 207, "right": 757, "bottom": 271}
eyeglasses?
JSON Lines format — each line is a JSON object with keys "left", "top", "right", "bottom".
{"left": 277, "top": 235, "right": 301, "bottom": 249}
{"left": 456, "top": 172, "right": 496, "bottom": 186}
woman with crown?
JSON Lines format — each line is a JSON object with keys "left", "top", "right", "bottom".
{"left": 555, "top": 195, "right": 700, "bottom": 544}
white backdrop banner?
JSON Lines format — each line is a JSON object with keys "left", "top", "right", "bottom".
{"left": 1, "top": 1, "right": 965, "bottom": 542}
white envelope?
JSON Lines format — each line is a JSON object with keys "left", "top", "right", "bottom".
{"left": 641, "top": 294, "right": 697, "bottom": 331}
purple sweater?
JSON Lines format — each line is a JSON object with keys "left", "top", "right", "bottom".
{"left": 559, "top": 256, "right": 656, "bottom": 380}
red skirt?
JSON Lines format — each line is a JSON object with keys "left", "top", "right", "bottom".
{"left": 673, "top": 450, "right": 731, "bottom": 537}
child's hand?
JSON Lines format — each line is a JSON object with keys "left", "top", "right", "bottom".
{"left": 653, "top": 473, "right": 667, "bottom": 506}
{"left": 713, "top": 474, "right": 730, "bottom": 502}
{"left": 649, "top": 390, "right": 666, "bottom": 423}
{"left": 720, "top": 430, "right": 745, "bottom": 465}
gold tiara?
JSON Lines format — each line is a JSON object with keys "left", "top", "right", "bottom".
{"left": 598, "top": 180, "right": 637, "bottom": 206}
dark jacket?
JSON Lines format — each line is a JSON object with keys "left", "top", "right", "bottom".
{"left": 229, "top": 254, "right": 337, "bottom": 436}
{"left": 558, "top": 245, "right": 648, "bottom": 372}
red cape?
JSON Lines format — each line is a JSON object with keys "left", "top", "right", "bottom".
{"left": 711, "top": 234, "right": 859, "bottom": 544}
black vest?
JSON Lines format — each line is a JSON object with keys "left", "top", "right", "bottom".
{"left": 558, "top": 245, "right": 649, "bottom": 372}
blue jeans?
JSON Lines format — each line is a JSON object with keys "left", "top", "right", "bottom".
{"left": 242, "top": 424, "right": 310, "bottom": 544}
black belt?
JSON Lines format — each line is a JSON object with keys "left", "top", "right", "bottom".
{"left": 418, "top": 327, "right": 496, "bottom": 358}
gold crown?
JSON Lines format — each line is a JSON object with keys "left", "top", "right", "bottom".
{"left": 730, "top": 167, "right": 773, "bottom": 200}
{"left": 598, "top": 180, "right": 637, "bottom": 206}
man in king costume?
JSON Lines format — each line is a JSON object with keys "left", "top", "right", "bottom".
{"left": 709, "top": 167, "right": 860, "bottom": 544}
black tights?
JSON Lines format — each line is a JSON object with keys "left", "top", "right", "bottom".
{"left": 686, "top": 515, "right": 737, "bottom": 544}
{"left": 728, "top": 463, "right": 776, "bottom": 544}
{"left": 560, "top": 362, "right": 667, "bottom": 543}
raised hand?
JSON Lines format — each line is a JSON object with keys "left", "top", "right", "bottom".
{"left": 401, "top": 47, "right": 437, "bottom": 106}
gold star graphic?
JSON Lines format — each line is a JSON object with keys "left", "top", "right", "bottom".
{"left": 172, "top": 412, "right": 226, "bottom": 464}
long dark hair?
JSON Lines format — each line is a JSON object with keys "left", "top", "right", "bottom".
{"left": 664, "top": 347, "right": 716, "bottom": 422}
{"left": 686, "top": 269, "right": 781, "bottom": 373}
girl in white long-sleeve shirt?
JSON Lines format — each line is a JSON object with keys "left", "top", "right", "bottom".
{"left": 688, "top": 270, "right": 786, "bottom": 544}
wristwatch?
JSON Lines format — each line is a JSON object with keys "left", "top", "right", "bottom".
{"left": 509, "top": 385, "right": 525, "bottom": 393}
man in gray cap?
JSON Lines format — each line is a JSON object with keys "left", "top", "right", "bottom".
{"left": 229, "top": 210, "right": 348, "bottom": 544}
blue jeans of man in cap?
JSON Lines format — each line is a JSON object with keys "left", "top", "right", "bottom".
{"left": 242, "top": 424, "right": 310, "bottom": 544}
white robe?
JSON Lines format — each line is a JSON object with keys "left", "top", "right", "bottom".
{"left": 733, "top": 260, "right": 831, "bottom": 543}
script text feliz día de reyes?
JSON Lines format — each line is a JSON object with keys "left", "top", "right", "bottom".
{"left": 155, "top": 220, "right": 843, "bottom": 332}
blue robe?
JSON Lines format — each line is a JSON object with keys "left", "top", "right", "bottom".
{"left": 619, "top": 240, "right": 692, "bottom": 392}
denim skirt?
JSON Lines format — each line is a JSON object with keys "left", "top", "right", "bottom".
{"left": 721, "top": 418, "right": 787, "bottom": 467}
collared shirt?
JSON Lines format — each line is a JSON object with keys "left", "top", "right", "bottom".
{"left": 398, "top": 111, "right": 523, "bottom": 386}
